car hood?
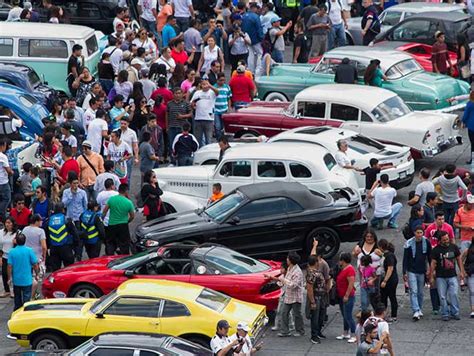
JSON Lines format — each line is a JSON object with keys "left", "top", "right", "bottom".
{"left": 52, "top": 255, "right": 122, "bottom": 274}
{"left": 236, "top": 103, "right": 289, "bottom": 116}
{"left": 404, "top": 71, "right": 469, "bottom": 99}
{"left": 384, "top": 111, "right": 454, "bottom": 130}
{"left": 10, "top": 298, "right": 95, "bottom": 320}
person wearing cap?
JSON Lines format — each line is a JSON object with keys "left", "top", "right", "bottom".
{"left": 77, "top": 141, "right": 105, "bottom": 199}
{"left": 210, "top": 320, "right": 240, "bottom": 356}
{"left": 454, "top": 194, "right": 474, "bottom": 252}
{"left": 229, "top": 65, "right": 256, "bottom": 110}
{"left": 229, "top": 321, "right": 263, "bottom": 355}
{"left": 241, "top": 2, "right": 264, "bottom": 74}
{"left": 432, "top": 31, "right": 453, "bottom": 76}
{"left": 112, "top": 22, "right": 126, "bottom": 41}
{"left": 268, "top": 16, "right": 292, "bottom": 63}
{"left": 127, "top": 58, "right": 142, "bottom": 83}
{"left": 24, "top": 2, "right": 40, "bottom": 22}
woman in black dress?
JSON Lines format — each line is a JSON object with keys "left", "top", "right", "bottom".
{"left": 140, "top": 170, "right": 166, "bottom": 221}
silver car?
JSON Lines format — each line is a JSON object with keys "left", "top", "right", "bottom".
{"left": 345, "top": 2, "right": 464, "bottom": 45}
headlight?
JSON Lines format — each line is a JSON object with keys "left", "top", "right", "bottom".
{"left": 144, "top": 240, "right": 159, "bottom": 247}
{"left": 453, "top": 117, "right": 461, "bottom": 130}
{"left": 48, "top": 276, "right": 55, "bottom": 284}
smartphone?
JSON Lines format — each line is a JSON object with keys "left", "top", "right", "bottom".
{"left": 129, "top": 99, "right": 134, "bottom": 105}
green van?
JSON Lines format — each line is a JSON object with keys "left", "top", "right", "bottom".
{"left": 0, "top": 22, "right": 101, "bottom": 95}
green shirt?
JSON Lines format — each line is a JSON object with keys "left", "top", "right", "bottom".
{"left": 372, "top": 68, "right": 384, "bottom": 87}
{"left": 31, "top": 177, "right": 42, "bottom": 191}
{"left": 107, "top": 194, "right": 134, "bottom": 226}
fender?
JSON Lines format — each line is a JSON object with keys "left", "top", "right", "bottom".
{"left": 160, "top": 191, "right": 207, "bottom": 213}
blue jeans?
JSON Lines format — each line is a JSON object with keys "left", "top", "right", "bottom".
{"left": 407, "top": 272, "right": 425, "bottom": 313}
{"left": 436, "top": 277, "right": 460, "bottom": 318}
{"left": 232, "top": 101, "right": 250, "bottom": 110}
{"left": 442, "top": 201, "right": 459, "bottom": 227}
{"left": 460, "top": 240, "right": 472, "bottom": 253}
{"left": 141, "top": 18, "right": 159, "bottom": 40}
{"left": 339, "top": 296, "right": 356, "bottom": 333}
{"left": 177, "top": 155, "right": 194, "bottom": 166}
{"left": 370, "top": 202, "right": 403, "bottom": 228}
{"left": 214, "top": 113, "right": 224, "bottom": 141}
{"left": 329, "top": 23, "right": 346, "bottom": 50}
{"left": 271, "top": 49, "right": 284, "bottom": 63}
{"left": 126, "top": 159, "right": 133, "bottom": 186}
{"left": 13, "top": 285, "right": 32, "bottom": 311}
{"left": 360, "top": 287, "right": 376, "bottom": 311}
{"left": 0, "top": 182, "right": 11, "bottom": 221}
{"left": 175, "top": 17, "right": 190, "bottom": 33}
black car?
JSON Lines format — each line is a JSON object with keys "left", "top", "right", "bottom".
{"left": 0, "top": 62, "right": 56, "bottom": 110}
{"left": 374, "top": 11, "right": 471, "bottom": 51}
{"left": 136, "top": 182, "right": 367, "bottom": 259}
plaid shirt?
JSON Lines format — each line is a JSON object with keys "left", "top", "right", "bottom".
{"left": 283, "top": 264, "right": 304, "bottom": 304}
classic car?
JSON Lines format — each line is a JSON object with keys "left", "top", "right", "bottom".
{"left": 256, "top": 46, "right": 470, "bottom": 111}
{"left": 0, "top": 62, "right": 57, "bottom": 110}
{"left": 136, "top": 182, "right": 367, "bottom": 260}
{"left": 42, "top": 243, "right": 282, "bottom": 311}
{"left": 0, "top": 83, "right": 47, "bottom": 138}
{"left": 8, "top": 279, "right": 267, "bottom": 350}
{"left": 223, "top": 84, "right": 462, "bottom": 160}
{"left": 345, "top": 2, "right": 464, "bottom": 45}
{"left": 373, "top": 11, "right": 472, "bottom": 51}
{"left": 372, "top": 41, "right": 459, "bottom": 77}
{"left": 154, "top": 141, "right": 361, "bottom": 212}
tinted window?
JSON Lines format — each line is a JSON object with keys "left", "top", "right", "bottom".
{"left": 297, "top": 101, "right": 326, "bottom": 118}
{"left": 0, "top": 38, "right": 13, "bottom": 56}
{"left": 289, "top": 163, "right": 312, "bottom": 178}
{"left": 361, "top": 112, "right": 373, "bottom": 122}
{"left": 219, "top": 161, "right": 251, "bottom": 177}
{"left": 85, "top": 35, "right": 99, "bottom": 56}
{"left": 19, "top": 39, "right": 68, "bottom": 58}
{"left": 392, "top": 20, "right": 438, "bottom": 41}
{"left": 381, "top": 11, "right": 402, "bottom": 26}
{"left": 205, "top": 192, "right": 245, "bottom": 222}
{"left": 139, "top": 351, "right": 161, "bottom": 356}
{"left": 315, "top": 57, "right": 341, "bottom": 74}
{"left": 284, "top": 198, "right": 303, "bottom": 213}
{"left": 105, "top": 297, "right": 161, "bottom": 318}
{"left": 161, "top": 300, "right": 190, "bottom": 317}
{"left": 78, "top": 2, "right": 101, "bottom": 18}
{"left": 330, "top": 104, "right": 359, "bottom": 121}
{"left": 202, "top": 247, "right": 269, "bottom": 274}
{"left": 235, "top": 197, "right": 287, "bottom": 220}
{"left": 195, "top": 288, "right": 230, "bottom": 312}
{"left": 257, "top": 161, "right": 286, "bottom": 177}
{"left": 323, "top": 154, "right": 336, "bottom": 171}
{"left": 90, "top": 349, "right": 135, "bottom": 356}
{"left": 348, "top": 135, "right": 385, "bottom": 154}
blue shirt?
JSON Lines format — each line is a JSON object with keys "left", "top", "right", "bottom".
{"left": 109, "top": 107, "right": 129, "bottom": 131}
{"left": 8, "top": 245, "right": 37, "bottom": 287}
{"left": 462, "top": 101, "right": 474, "bottom": 132}
{"left": 62, "top": 188, "right": 88, "bottom": 221}
{"left": 162, "top": 24, "right": 177, "bottom": 47}
{"left": 241, "top": 11, "right": 264, "bottom": 45}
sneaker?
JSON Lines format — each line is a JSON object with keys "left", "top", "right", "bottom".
{"left": 318, "top": 333, "right": 327, "bottom": 339}
{"left": 412, "top": 311, "right": 420, "bottom": 321}
{"left": 293, "top": 332, "right": 304, "bottom": 337}
{"left": 442, "top": 316, "right": 450, "bottom": 321}
{"left": 271, "top": 326, "right": 278, "bottom": 331}
{"left": 432, "top": 310, "right": 439, "bottom": 315}
{"left": 418, "top": 311, "right": 424, "bottom": 318}
{"left": 311, "top": 337, "right": 321, "bottom": 344}
{"left": 451, "top": 315, "right": 460, "bottom": 320}
{"left": 277, "top": 333, "right": 291, "bottom": 337}
{"left": 470, "top": 311, "right": 474, "bottom": 318}
{"left": 385, "top": 317, "right": 397, "bottom": 323}
{"left": 336, "top": 334, "right": 350, "bottom": 340}
{"left": 387, "top": 222, "right": 398, "bottom": 229}
{"left": 347, "top": 337, "right": 357, "bottom": 344}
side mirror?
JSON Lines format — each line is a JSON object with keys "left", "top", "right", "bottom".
{"left": 229, "top": 216, "right": 240, "bottom": 225}
{"left": 295, "top": 113, "right": 301, "bottom": 120}
{"left": 95, "top": 313, "right": 104, "bottom": 319}
{"left": 124, "top": 270, "right": 134, "bottom": 278}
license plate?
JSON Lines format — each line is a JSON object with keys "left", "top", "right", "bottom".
{"left": 437, "top": 135, "right": 445, "bottom": 142}
{"left": 399, "top": 171, "right": 407, "bottom": 179}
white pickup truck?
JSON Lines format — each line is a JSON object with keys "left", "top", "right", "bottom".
{"left": 154, "top": 142, "right": 361, "bottom": 213}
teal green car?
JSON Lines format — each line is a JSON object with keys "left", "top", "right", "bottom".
{"left": 256, "top": 46, "right": 470, "bottom": 112}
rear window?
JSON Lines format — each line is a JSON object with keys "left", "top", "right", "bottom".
{"left": 0, "top": 38, "right": 13, "bottom": 56}
{"left": 85, "top": 35, "right": 98, "bottom": 56}
{"left": 195, "top": 288, "right": 230, "bottom": 313}
{"left": 323, "top": 154, "right": 336, "bottom": 171}
{"left": 19, "top": 39, "right": 68, "bottom": 59}
{"left": 348, "top": 135, "right": 385, "bottom": 154}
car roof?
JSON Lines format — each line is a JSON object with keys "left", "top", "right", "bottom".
{"left": 324, "top": 46, "right": 412, "bottom": 70}
{"left": 385, "top": 2, "right": 464, "bottom": 12}
{"left": 409, "top": 11, "right": 471, "bottom": 22}
{"left": 1, "top": 22, "right": 95, "bottom": 39}
{"left": 0, "top": 62, "right": 31, "bottom": 73}
{"left": 117, "top": 279, "right": 203, "bottom": 301}
{"left": 273, "top": 126, "right": 357, "bottom": 147}
{"left": 0, "top": 82, "right": 29, "bottom": 95}
{"left": 237, "top": 181, "right": 332, "bottom": 209}
{"left": 295, "top": 84, "right": 396, "bottom": 112}
{"left": 92, "top": 332, "right": 169, "bottom": 349}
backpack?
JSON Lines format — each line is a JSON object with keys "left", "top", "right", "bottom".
{"left": 262, "top": 29, "right": 278, "bottom": 53}
{"left": 402, "top": 222, "right": 412, "bottom": 240}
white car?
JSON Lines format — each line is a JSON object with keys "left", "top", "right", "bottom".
{"left": 11, "top": 140, "right": 40, "bottom": 170}
{"left": 155, "top": 142, "right": 361, "bottom": 213}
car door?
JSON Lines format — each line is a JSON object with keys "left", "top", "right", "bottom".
{"left": 281, "top": 100, "right": 327, "bottom": 129}
{"left": 216, "top": 197, "right": 291, "bottom": 257}
{"left": 155, "top": 299, "right": 192, "bottom": 337}
{"left": 326, "top": 103, "right": 361, "bottom": 132}
{"left": 85, "top": 296, "right": 162, "bottom": 336}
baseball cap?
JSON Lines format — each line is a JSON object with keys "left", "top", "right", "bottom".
{"left": 271, "top": 17, "right": 281, "bottom": 24}
{"left": 236, "top": 65, "right": 246, "bottom": 73}
{"left": 130, "top": 58, "right": 142, "bottom": 66}
{"left": 217, "top": 320, "right": 230, "bottom": 329}
{"left": 122, "top": 50, "right": 132, "bottom": 60}
{"left": 82, "top": 140, "right": 92, "bottom": 149}
{"left": 467, "top": 194, "right": 474, "bottom": 204}
{"left": 236, "top": 321, "right": 250, "bottom": 332}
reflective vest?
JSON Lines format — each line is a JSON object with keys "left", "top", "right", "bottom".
{"left": 285, "top": 0, "right": 298, "bottom": 8}
{"left": 80, "top": 210, "right": 100, "bottom": 244}
{"left": 48, "top": 213, "right": 71, "bottom": 246}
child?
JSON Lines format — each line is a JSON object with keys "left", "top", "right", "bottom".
{"left": 17, "top": 162, "right": 33, "bottom": 205}
{"left": 359, "top": 255, "right": 377, "bottom": 312}
{"left": 29, "top": 167, "right": 42, "bottom": 202}
{"left": 208, "top": 183, "right": 224, "bottom": 205}
{"left": 363, "top": 158, "right": 381, "bottom": 192}
{"left": 79, "top": 200, "right": 105, "bottom": 259}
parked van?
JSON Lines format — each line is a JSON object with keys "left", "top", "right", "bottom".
{"left": 0, "top": 22, "right": 100, "bottom": 95}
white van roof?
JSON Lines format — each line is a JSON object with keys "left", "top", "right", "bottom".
{"left": 0, "top": 22, "right": 95, "bottom": 39}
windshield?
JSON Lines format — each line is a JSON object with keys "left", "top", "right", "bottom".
{"left": 204, "top": 192, "right": 245, "bottom": 222}
{"left": 27, "top": 70, "right": 41, "bottom": 88}
{"left": 385, "top": 59, "right": 422, "bottom": 79}
{"left": 204, "top": 247, "right": 269, "bottom": 274}
{"left": 372, "top": 95, "right": 411, "bottom": 123}
{"left": 108, "top": 250, "right": 154, "bottom": 269}
{"left": 195, "top": 288, "right": 231, "bottom": 313}
{"left": 348, "top": 135, "right": 385, "bottom": 154}
{"left": 89, "top": 291, "right": 117, "bottom": 314}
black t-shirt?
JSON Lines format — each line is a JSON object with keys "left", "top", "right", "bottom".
{"left": 431, "top": 243, "right": 460, "bottom": 278}
{"left": 383, "top": 251, "right": 398, "bottom": 284}
{"left": 67, "top": 55, "right": 80, "bottom": 76}
{"left": 363, "top": 166, "right": 380, "bottom": 190}
{"left": 293, "top": 34, "right": 309, "bottom": 63}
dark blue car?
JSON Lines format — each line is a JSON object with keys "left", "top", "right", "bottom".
{"left": 0, "top": 83, "right": 47, "bottom": 138}
{"left": 0, "top": 62, "right": 56, "bottom": 110}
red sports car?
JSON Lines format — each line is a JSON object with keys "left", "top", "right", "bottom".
{"left": 310, "top": 41, "right": 459, "bottom": 77}
{"left": 42, "top": 244, "right": 282, "bottom": 311}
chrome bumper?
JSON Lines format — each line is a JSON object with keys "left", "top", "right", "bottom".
{"left": 6, "top": 334, "right": 17, "bottom": 340}
{"left": 421, "top": 136, "right": 461, "bottom": 158}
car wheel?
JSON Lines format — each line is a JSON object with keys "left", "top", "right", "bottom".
{"left": 235, "top": 130, "right": 259, "bottom": 139}
{"left": 264, "top": 92, "right": 288, "bottom": 102}
{"left": 186, "top": 336, "right": 211, "bottom": 349}
{"left": 163, "top": 202, "right": 176, "bottom": 214}
{"left": 32, "top": 333, "right": 67, "bottom": 351}
{"left": 70, "top": 284, "right": 102, "bottom": 298}
{"left": 306, "top": 227, "right": 340, "bottom": 260}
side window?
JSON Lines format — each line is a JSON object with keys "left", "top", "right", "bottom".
{"left": 283, "top": 198, "right": 303, "bottom": 213}
{"left": 330, "top": 104, "right": 359, "bottom": 121}
{"left": 297, "top": 101, "right": 326, "bottom": 118}
{"left": 392, "top": 20, "right": 434, "bottom": 41}
{"left": 235, "top": 198, "right": 287, "bottom": 220}
{"left": 161, "top": 300, "right": 191, "bottom": 317}
{"left": 361, "top": 112, "right": 373, "bottom": 122}
{"left": 355, "top": 62, "right": 367, "bottom": 78}
{"left": 289, "top": 163, "right": 312, "bottom": 178}
{"left": 63, "top": 1, "right": 79, "bottom": 17}
{"left": 257, "top": 161, "right": 286, "bottom": 178}
{"left": 85, "top": 35, "right": 98, "bottom": 56}
{"left": 19, "top": 39, "right": 68, "bottom": 59}
{"left": 219, "top": 161, "right": 251, "bottom": 177}
{"left": 316, "top": 58, "right": 341, "bottom": 74}
{"left": 323, "top": 154, "right": 336, "bottom": 171}
{"left": 0, "top": 38, "right": 13, "bottom": 56}
{"left": 104, "top": 297, "right": 161, "bottom": 318}
{"left": 89, "top": 349, "right": 135, "bottom": 356}
{"left": 78, "top": 2, "right": 101, "bottom": 19}
{"left": 381, "top": 11, "right": 402, "bottom": 27}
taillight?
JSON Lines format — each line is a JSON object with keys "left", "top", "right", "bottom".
{"left": 354, "top": 208, "right": 362, "bottom": 221}
{"left": 260, "top": 281, "right": 280, "bottom": 294}
{"left": 422, "top": 131, "right": 431, "bottom": 145}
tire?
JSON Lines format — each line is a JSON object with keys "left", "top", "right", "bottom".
{"left": 69, "top": 284, "right": 102, "bottom": 298}
{"left": 163, "top": 202, "right": 176, "bottom": 214}
{"left": 186, "top": 336, "right": 211, "bottom": 349}
{"left": 345, "top": 32, "right": 354, "bottom": 46}
{"left": 306, "top": 227, "right": 340, "bottom": 260}
{"left": 235, "top": 130, "right": 259, "bottom": 139}
{"left": 31, "top": 332, "right": 67, "bottom": 351}
{"left": 264, "top": 92, "right": 288, "bottom": 102}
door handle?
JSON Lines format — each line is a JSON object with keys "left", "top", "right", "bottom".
{"left": 149, "top": 321, "right": 160, "bottom": 326}
{"left": 274, "top": 223, "right": 286, "bottom": 229}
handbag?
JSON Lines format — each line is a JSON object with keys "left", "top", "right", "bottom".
{"left": 459, "top": 61, "right": 471, "bottom": 79}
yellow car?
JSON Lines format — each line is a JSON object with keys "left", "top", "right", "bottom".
{"left": 8, "top": 279, "right": 268, "bottom": 351}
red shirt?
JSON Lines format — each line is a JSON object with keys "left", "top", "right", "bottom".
{"left": 10, "top": 207, "right": 32, "bottom": 228}
{"left": 171, "top": 49, "right": 188, "bottom": 65}
{"left": 229, "top": 74, "right": 255, "bottom": 104}
{"left": 151, "top": 87, "right": 173, "bottom": 104}
{"left": 152, "top": 103, "right": 167, "bottom": 130}
{"left": 59, "top": 158, "right": 80, "bottom": 184}
{"left": 424, "top": 222, "right": 455, "bottom": 247}
{"left": 336, "top": 265, "right": 356, "bottom": 298}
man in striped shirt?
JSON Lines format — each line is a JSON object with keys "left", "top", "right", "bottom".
{"left": 214, "top": 73, "right": 232, "bottom": 141}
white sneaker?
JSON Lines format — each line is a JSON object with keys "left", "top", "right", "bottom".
{"left": 347, "top": 337, "right": 357, "bottom": 343}
{"left": 336, "top": 334, "right": 350, "bottom": 340}
{"left": 271, "top": 326, "right": 278, "bottom": 331}
{"left": 470, "top": 311, "right": 474, "bottom": 318}
{"left": 418, "top": 311, "right": 424, "bottom": 318}
{"left": 412, "top": 311, "right": 420, "bottom": 321}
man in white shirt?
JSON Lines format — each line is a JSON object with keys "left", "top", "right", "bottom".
{"left": 171, "top": 0, "right": 195, "bottom": 33}
{"left": 94, "top": 160, "right": 121, "bottom": 194}
{"left": 0, "top": 138, "right": 13, "bottom": 221}
{"left": 6, "top": 0, "right": 22, "bottom": 22}
{"left": 103, "top": 38, "right": 124, "bottom": 74}
{"left": 138, "top": 0, "right": 159, "bottom": 39}
{"left": 119, "top": 118, "right": 139, "bottom": 184}
{"left": 87, "top": 109, "right": 109, "bottom": 155}
{"left": 229, "top": 321, "right": 263, "bottom": 355}
{"left": 327, "top": 0, "right": 347, "bottom": 50}
{"left": 83, "top": 98, "right": 99, "bottom": 133}
{"left": 191, "top": 80, "right": 218, "bottom": 147}
{"left": 368, "top": 173, "right": 403, "bottom": 229}
{"left": 96, "top": 178, "right": 119, "bottom": 227}
{"left": 335, "top": 139, "right": 361, "bottom": 171}
{"left": 210, "top": 320, "right": 239, "bottom": 356}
